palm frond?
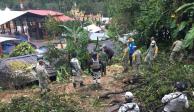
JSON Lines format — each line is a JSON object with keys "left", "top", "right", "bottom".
{"left": 175, "top": 3, "right": 194, "bottom": 14}
{"left": 58, "top": 25, "right": 72, "bottom": 33}
{"left": 183, "top": 26, "right": 194, "bottom": 49}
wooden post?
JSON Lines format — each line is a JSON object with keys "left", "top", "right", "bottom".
{"left": 35, "top": 21, "right": 40, "bottom": 40}
{"left": 9, "top": 22, "right": 11, "bottom": 34}
{"left": 14, "top": 21, "right": 18, "bottom": 32}
{"left": 2, "top": 25, "right": 5, "bottom": 33}
{"left": 20, "top": 20, "right": 24, "bottom": 33}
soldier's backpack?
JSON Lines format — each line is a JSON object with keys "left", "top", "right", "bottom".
{"left": 91, "top": 59, "right": 101, "bottom": 69}
{"left": 70, "top": 59, "right": 80, "bottom": 72}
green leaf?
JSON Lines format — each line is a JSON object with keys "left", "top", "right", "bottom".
{"left": 175, "top": 3, "right": 194, "bottom": 14}
{"left": 178, "top": 21, "right": 187, "bottom": 31}
{"left": 183, "top": 26, "right": 194, "bottom": 49}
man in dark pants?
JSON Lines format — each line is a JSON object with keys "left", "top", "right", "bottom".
{"left": 128, "top": 38, "right": 136, "bottom": 67}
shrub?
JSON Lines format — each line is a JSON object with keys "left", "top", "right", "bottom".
{"left": 0, "top": 94, "right": 85, "bottom": 112}
{"left": 10, "top": 42, "right": 35, "bottom": 57}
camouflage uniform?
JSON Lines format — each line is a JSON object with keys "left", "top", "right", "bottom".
{"left": 162, "top": 92, "right": 189, "bottom": 112}
{"left": 118, "top": 103, "right": 140, "bottom": 112}
{"left": 90, "top": 58, "right": 101, "bottom": 84}
{"left": 70, "top": 58, "right": 83, "bottom": 88}
{"left": 98, "top": 51, "right": 108, "bottom": 76}
{"left": 122, "top": 47, "right": 129, "bottom": 72}
{"left": 132, "top": 49, "right": 141, "bottom": 75}
{"left": 35, "top": 63, "right": 49, "bottom": 92}
{"left": 170, "top": 40, "right": 184, "bottom": 63}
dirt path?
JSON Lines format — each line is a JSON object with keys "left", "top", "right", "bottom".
{"left": 0, "top": 64, "right": 127, "bottom": 111}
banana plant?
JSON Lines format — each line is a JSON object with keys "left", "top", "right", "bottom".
{"left": 183, "top": 26, "right": 194, "bottom": 49}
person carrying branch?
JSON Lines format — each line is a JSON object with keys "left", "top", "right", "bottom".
{"left": 70, "top": 51, "right": 84, "bottom": 88}
{"left": 161, "top": 81, "right": 189, "bottom": 112}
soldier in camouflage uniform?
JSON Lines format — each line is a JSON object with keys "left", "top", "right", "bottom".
{"left": 70, "top": 52, "right": 84, "bottom": 88}
{"left": 98, "top": 49, "right": 108, "bottom": 76}
{"left": 89, "top": 52, "right": 102, "bottom": 85}
{"left": 132, "top": 46, "right": 142, "bottom": 75}
{"left": 122, "top": 43, "right": 129, "bottom": 72}
{"left": 118, "top": 92, "right": 140, "bottom": 112}
{"left": 169, "top": 39, "right": 184, "bottom": 63}
{"left": 35, "top": 56, "right": 50, "bottom": 94}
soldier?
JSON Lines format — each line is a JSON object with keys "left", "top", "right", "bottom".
{"left": 161, "top": 82, "right": 189, "bottom": 112}
{"left": 70, "top": 51, "right": 84, "bottom": 88}
{"left": 34, "top": 56, "right": 50, "bottom": 94}
{"left": 98, "top": 49, "right": 108, "bottom": 76}
{"left": 144, "top": 40, "right": 158, "bottom": 70}
{"left": 169, "top": 39, "right": 184, "bottom": 63}
{"left": 122, "top": 43, "right": 129, "bottom": 73}
{"left": 132, "top": 46, "right": 142, "bottom": 75}
{"left": 89, "top": 52, "right": 102, "bottom": 85}
{"left": 118, "top": 92, "right": 140, "bottom": 112}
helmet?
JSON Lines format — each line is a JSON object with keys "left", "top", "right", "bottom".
{"left": 124, "top": 92, "right": 134, "bottom": 99}
{"left": 175, "top": 82, "right": 187, "bottom": 91}
{"left": 71, "top": 51, "right": 77, "bottom": 58}
{"left": 150, "top": 40, "right": 156, "bottom": 46}
{"left": 151, "top": 37, "right": 155, "bottom": 41}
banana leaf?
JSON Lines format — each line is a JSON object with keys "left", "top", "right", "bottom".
{"left": 183, "top": 26, "right": 194, "bottom": 49}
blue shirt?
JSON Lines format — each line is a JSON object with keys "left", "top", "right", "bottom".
{"left": 128, "top": 41, "right": 136, "bottom": 55}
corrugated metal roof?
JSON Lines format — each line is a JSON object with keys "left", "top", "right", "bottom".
{"left": 0, "top": 36, "right": 20, "bottom": 43}
{"left": 54, "top": 15, "right": 74, "bottom": 22}
{"left": 28, "top": 10, "right": 63, "bottom": 16}
{"left": 0, "top": 11, "right": 28, "bottom": 25}
{"left": 0, "top": 10, "right": 73, "bottom": 25}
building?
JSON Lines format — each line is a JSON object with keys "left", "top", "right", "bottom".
{"left": 0, "top": 9, "right": 73, "bottom": 40}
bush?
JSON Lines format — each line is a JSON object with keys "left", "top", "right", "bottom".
{"left": 10, "top": 42, "right": 35, "bottom": 57}
{"left": 0, "top": 94, "right": 85, "bottom": 112}
{"left": 131, "top": 52, "right": 194, "bottom": 111}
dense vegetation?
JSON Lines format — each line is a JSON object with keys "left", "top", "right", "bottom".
{"left": 107, "top": 0, "right": 194, "bottom": 48}
{"left": 1, "top": 0, "right": 194, "bottom": 112}
{"left": 0, "top": 0, "right": 108, "bottom": 15}
{"left": 0, "top": 94, "right": 85, "bottom": 112}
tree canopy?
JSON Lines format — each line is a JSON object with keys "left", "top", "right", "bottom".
{"left": 0, "top": 0, "right": 108, "bottom": 15}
